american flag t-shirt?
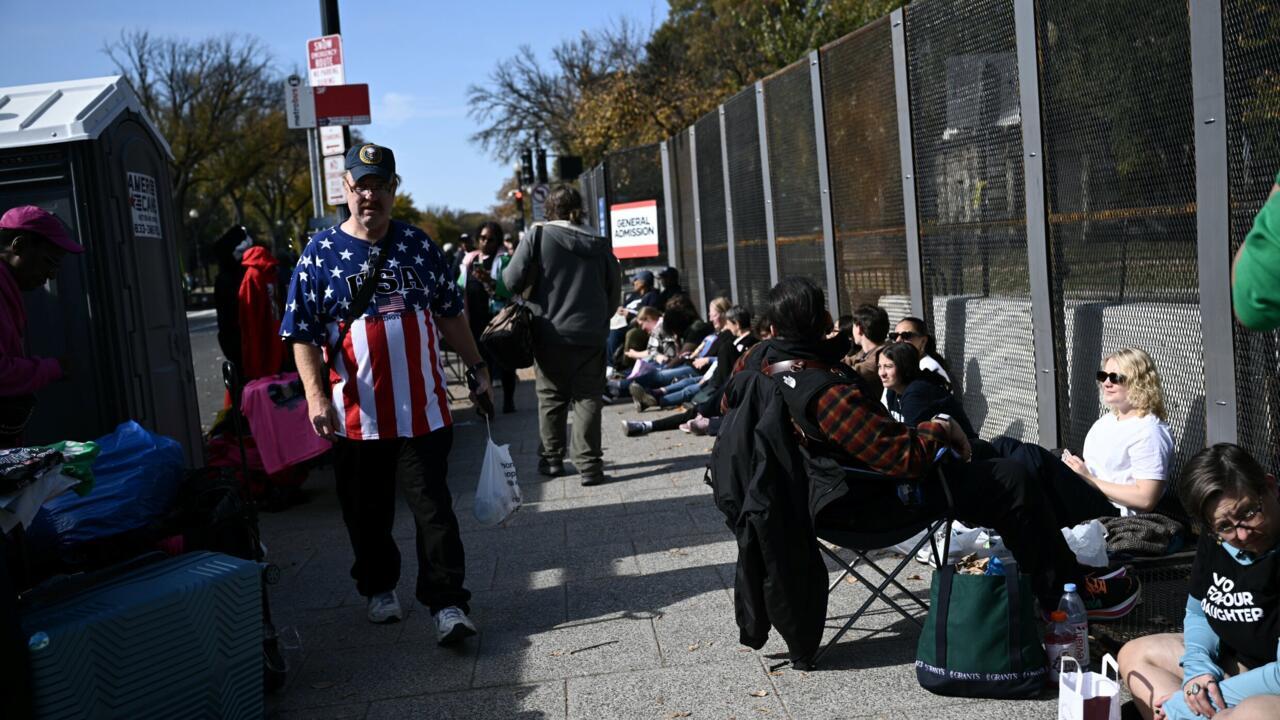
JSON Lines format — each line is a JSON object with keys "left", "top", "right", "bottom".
{"left": 280, "top": 221, "right": 463, "bottom": 439}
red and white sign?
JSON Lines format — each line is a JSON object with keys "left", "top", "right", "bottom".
{"left": 610, "top": 200, "right": 661, "bottom": 259}
{"left": 320, "top": 127, "right": 345, "bottom": 155}
{"left": 307, "top": 34, "right": 344, "bottom": 87}
{"left": 314, "top": 84, "right": 371, "bottom": 126}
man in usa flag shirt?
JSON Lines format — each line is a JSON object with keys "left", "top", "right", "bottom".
{"left": 281, "top": 143, "right": 491, "bottom": 645}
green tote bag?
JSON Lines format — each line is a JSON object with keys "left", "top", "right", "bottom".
{"left": 915, "top": 565, "right": 1048, "bottom": 699}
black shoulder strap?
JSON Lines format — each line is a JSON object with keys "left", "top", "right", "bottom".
{"left": 330, "top": 239, "right": 391, "bottom": 359}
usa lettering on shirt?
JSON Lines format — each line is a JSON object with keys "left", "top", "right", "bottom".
{"left": 279, "top": 221, "right": 463, "bottom": 440}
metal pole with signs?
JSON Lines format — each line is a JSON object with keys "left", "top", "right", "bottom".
{"left": 309, "top": 33, "right": 348, "bottom": 215}
{"left": 531, "top": 183, "right": 549, "bottom": 223}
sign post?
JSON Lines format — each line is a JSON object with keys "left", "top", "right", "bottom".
{"left": 309, "top": 34, "right": 348, "bottom": 209}
{"left": 531, "top": 183, "right": 549, "bottom": 223}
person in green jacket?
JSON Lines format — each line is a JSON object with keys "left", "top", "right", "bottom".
{"left": 1232, "top": 171, "right": 1280, "bottom": 331}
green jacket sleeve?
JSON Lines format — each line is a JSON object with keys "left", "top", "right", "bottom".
{"left": 1233, "top": 171, "right": 1280, "bottom": 331}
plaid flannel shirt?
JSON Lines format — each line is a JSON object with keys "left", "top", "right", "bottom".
{"left": 811, "top": 382, "right": 950, "bottom": 479}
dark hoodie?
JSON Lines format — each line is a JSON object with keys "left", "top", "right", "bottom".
{"left": 503, "top": 221, "right": 621, "bottom": 347}
{"left": 238, "top": 245, "right": 284, "bottom": 381}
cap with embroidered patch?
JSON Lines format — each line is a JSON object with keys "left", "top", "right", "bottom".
{"left": 344, "top": 143, "right": 396, "bottom": 182}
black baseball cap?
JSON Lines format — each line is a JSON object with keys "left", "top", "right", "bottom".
{"left": 345, "top": 143, "right": 396, "bottom": 182}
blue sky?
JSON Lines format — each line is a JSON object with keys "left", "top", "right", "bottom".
{"left": 2, "top": 0, "right": 667, "bottom": 214}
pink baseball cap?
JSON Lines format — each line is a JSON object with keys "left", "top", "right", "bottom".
{"left": 0, "top": 205, "right": 83, "bottom": 254}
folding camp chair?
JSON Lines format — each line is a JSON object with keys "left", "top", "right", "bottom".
{"left": 811, "top": 453, "right": 956, "bottom": 666}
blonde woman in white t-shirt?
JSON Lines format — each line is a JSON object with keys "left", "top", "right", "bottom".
{"left": 991, "top": 347, "right": 1174, "bottom": 523}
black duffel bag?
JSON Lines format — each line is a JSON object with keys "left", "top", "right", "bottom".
{"left": 480, "top": 225, "right": 541, "bottom": 369}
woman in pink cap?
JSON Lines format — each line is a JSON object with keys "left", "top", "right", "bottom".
{"left": 0, "top": 204, "right": 83, "bottom": 449}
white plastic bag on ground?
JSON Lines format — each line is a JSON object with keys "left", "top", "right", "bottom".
{"left": 1058, "top": 654, "right": 1121, "bottom": 720}
{"left": 474, "top": 421, "right": 521, "bottom": 527}
{"left": 1062, "top": 519, "right": 1109, "bottom": 568}
{"left": 892, "top": 521, "right": 984, "bottom": 566}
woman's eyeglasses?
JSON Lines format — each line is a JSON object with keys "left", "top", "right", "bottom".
{"left": 1095, "top": 371, "right": 1127, "bottom": 385}
{"left": 1212, "top": 501, "right": 1265, "bottom": 541}
{"left": 888, "top": 331, "right": 919, "bottom": 342}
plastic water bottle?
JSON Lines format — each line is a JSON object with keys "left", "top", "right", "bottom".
{"left": 1058, "top": 583, "right": 1090, "bottom": 671}
{"left": 1044, "top": 610, "right": 1073, "bottom": 682}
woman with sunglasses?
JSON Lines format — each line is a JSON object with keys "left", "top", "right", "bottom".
{"left": 887, "top": 317, "right": 953, "bottom": 387}
{"left": 878, "top": 341, "right": 975, "bottom": 438}
{"left": 1118, "top": 443, "right": 1280, "bottom": 720}
{"left": 995, "top": 347, "right": 1173, "bottom": 525}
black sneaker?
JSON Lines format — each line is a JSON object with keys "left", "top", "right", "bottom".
{"left": 1081, "top": 574, "right": 1141, "bottom": 621}
{"left": 537, "top": 458, "right": 564, "bottom": 477}
{"left": 623, "top": 420, "right": 648, "bottom": 437}
{"left": 629, "top": 383, "right": 658, "bottom": 412}
{"left": 580, "top": 473, "right": 608, "bottom": 487}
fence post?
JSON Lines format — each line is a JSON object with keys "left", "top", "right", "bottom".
{"left": 689, "top": 126, "right": 708, "bottom": 312}
{"left": 1190, "top": 0, "right": 1237, "bottom": 444}
{"left": 890, "top": 8, "right": 924, "bottom": 319}
{"left": 1013, "top": 0, "right": 1060, "bottom": 447}
{"left": 810, "top": 50, "right": 840, "bottom": 318}
{"left": 756, "top": 80, "right": 780, "bottom": 287}
{"left": 719, "top": 106, "right": 739, "bottom": 303}
{"left": 660, "top": 140, "right": 678, "bottom": 268}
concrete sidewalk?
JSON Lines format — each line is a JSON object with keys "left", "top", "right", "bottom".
{"left": 261, "top": 376, "right": 1061, "bottom": 719}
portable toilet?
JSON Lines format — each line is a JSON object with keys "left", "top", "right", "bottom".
{"left": 0, "top": 76, "right": 202, "bottom": 464}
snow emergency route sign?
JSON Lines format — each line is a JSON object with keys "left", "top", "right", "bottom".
{"left": 307, "top": 34, "right": 344, "bottom": 87}
{"left": 127, "top": 172, "right": 162, "bottom": 239}
{"left": 609, "top": 199, "right": 660, "bottom": 259}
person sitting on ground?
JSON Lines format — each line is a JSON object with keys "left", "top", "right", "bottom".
{"left": 727, "top": 277, "right": 1140, "bottom": 625}
{"left": 878, "top": 341, "right": 976, "bottom": 438}
{"left": 889, "top": 315, "right": 953, "bottom": 387}
{"left": 844, "top": 303, "right": 890, "bottom": 388}
{"left": 994, "top": 347, "right": 1174, "bottom": 520}
{"left": 614, "top": 306, "right": 658, "bottom": 375}
{"left": 608, "top": 270, "right": 660, "bottom": 367}
{"left": 607, "top": 304, "right": 699, "bottom": 397}
{"left": 656, "top": 266, "right": 687, "bottom": 309}
{"left": 1118, "top": 443, "right": 1280, "bottom": 720}
{"left": 624, "top": 304, "right": 757, "bottom": 437}
{"left": 630, "top": 297, "right": 730, "bottom": 412}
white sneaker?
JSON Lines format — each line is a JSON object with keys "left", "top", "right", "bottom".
{"left": 367, "top": 591, "right": 404, "bottom": 624}
{"left": 434, "top": 606, "right": 477, "bottom": 645}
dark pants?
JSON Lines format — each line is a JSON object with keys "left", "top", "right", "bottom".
{"left": 819, "top": 457, "right": 1084, "bottom": 606}
{"left": 534, "top": 343, "right": 606, "bottom": 477}
{"left": 332, "top": 428, "right": 470, "bottom": 614}
{"left": 989, "top": 436, "right": 1120, "bottom": 526}
{"left": 651, "top": 407, "right": 697, "bottom": 432}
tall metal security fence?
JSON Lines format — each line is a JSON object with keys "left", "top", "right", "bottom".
{"left": 586, "top": 0, "right": 1278, "bottom": 458}
{"left": 821, "top": 17, "right": 912, "bottom": 325}
{"left": 605, "top": 144, "right": 669, "bottom": 274}
{"left": 908, "top": 0, "right": 1041, "bottom": 443}
{"left": 1037, "top": 0, "right": 1205, "bottom": 470}
{"left": 723, "top": 86, "right": 772, "bottom": 313}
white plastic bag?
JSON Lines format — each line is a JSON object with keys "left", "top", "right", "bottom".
{"left": 474, "top": 422, "right": 521, "bottom": 527}
{"left": 1058, "top": 654, "right": 1120, "bottom": 720}
{"left": 893, "top": 521, "right": 984, "bottom": 566}
{"left": 1062, "top": 519, "right": 1109, "bottom": 568}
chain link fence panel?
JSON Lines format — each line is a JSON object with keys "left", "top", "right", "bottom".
{"left": 695, "top": 112, "right": 732, "bottom": 306}
{"left": 606, "top": 143, "right": 668, "bottom": 275}
{"left": 723, "top": 86, "right": 771, "bottom": 313}
{"left": 1039, "top": 0, "right": 1204, "bottom": 474}
{"left": 821, "top": 17, "right": 912, "bottom": 326}
{"left": 763, "top": 59, "right": 828, "bottom": 287}
{"left": 907, "top": 0, "right": 1039, "bottom": 443}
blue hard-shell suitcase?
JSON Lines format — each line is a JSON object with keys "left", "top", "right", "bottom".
{"left": 20, "top": 551, "right": 263, "bottom": 719}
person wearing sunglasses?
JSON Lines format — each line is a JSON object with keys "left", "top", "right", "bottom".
{"left": 887, "top": 317, "right": 953, "bottom": 387}
{"left": 996, "top": 347, "right": 1173, "bottom": 527}
{"left": 1119, "top": 443, "right": 1280, "bottom": 720}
